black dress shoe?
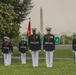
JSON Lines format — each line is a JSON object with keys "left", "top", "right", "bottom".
{"left": 34, "top": 66, "right": 38, "bottom": 68}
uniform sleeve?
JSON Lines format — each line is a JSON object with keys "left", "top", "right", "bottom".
{"left": 18, "top": 42, "right": 21, "bottom": 52}
{"left": 28, "top": 36, "right": 31, "bottom": 49}
{"left": 39, "top": 35, "right": 41, "bottom": 50}
{"left": 43, "top": 36, "right": 45, "bottom": 50}
{"left": 2, "top": 43, "right": 4, "bottom": 53}
{"left": 72, "top": 39, "right": 74, "bottom": 50}
{"left": 10, "top": 43, "right": 13, "bottom": 53}
{"left": 53, "top": 35, "right": 55, "bottom": 50}
{"left": 25, "top": 41, "right": 28, "bottom": 51}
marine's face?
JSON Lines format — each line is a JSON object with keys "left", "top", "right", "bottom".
{"left": 33, "top": 31, "right": 36, "bottom": 34}
{"left": 7, "top": 39, "right": 10, "bottom": 42}
{"left": 4, "top": 39, "right": 8, "bottom": 42}
{"left": 75, "top": 36, "right": 76, "bottom": 38}
{"left": 47, "top": 31, "right": 51, "bottom": 34}
{"left": 21, "top": 38, "right": 24, "bottom": 41}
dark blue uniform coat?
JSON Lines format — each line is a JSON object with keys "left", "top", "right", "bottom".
{"left": 19, "top": 41, "right": 28, "bottom": 53}
{"left": 43, "top": 34, "right": 55, "bottom": 51}
{"left": 28, "top": 34, "right": 41, "bottom": 51}
{"left": 72, "top": 38, "right": 76, "bottom": 51}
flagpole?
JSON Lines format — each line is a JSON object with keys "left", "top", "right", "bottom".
{"left": 29, "top": 18, "right": 31, "bottom": 21}
{"left": 27, "top": 17, "right": 32, "bottom": 67}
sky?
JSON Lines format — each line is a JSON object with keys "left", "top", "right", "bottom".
{"left": 20, "top": 0, "right": 76, "bottom": 35}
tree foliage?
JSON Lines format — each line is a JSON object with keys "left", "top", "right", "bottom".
{"left": 0, "top": 0, "right": 33, "bottom": 24}
{"left": 0, "top": 3, "right": 18, "bottom": 38}
{"left": 0, "top": 0, "right": 33, "bottom": 39}
{"left": 60, "top": 34, "right": 73, "bottom": 44}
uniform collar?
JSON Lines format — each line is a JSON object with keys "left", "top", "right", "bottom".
{"left": 47, "top": 34, "right": 51, "bottom": 35}
{"left": 33, "top": 33, "right": 36, "bottom": 35}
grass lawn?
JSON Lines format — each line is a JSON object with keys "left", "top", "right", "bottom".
{"left": 54, "top": 49, "right": 74, "bottom": 58}
{"left": 12, "top": 49, "right": 74, "bottom": 58}
{"left": 0, "top": 59, "right": 76, "bottom": 75}
{"left": 0, "top": 49, "right": 75, "bottom": 75}
{"left": 0, "top": 49, "right": 74, "bottom": 58}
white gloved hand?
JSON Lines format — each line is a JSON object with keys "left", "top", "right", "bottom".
{"left": 53, "top": 50, "right": 55, "bottom": 52}
{"left": 29, "top": 50, "right": 32, "bottom": 54}
{"left": 43, "top": 50, "right": 45, "bottom": 52}
{"left": 39, "top": 50, "right": 41, "bottom": 52}
{"left": 73, "top": 50, "right": 74, "bottom": 53}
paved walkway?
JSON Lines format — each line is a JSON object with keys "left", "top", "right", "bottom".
{"left": 0, "top": 56, "right": 74, "bottom": 60}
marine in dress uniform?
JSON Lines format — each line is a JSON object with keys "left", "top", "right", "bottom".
{"left": 43, "top": 28, "right": 55, "bottom": 67}
{"left": 2, "top": 37, "right": 11, "bottom": 66}
{"left": 28, "top": 28, "right": 41, "bottom": 68}
{"left": 7, "top": 37, "right": 13, "bottom": 65}
{"left": 19, "top": 36, "right": 28, "bottom": 64}
{"left": 72, "top": 35, "right": 76, "bottom": 63}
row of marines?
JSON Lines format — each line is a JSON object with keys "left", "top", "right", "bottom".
{"left": 1, "top": 27, "right": 76, "bottom": 67}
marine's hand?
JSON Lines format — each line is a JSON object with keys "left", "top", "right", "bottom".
{"left": 1, "top": 53, "right": 3, "bottom": 55}
{"left": 43, "top": 50, "right": 45, "bottom": 52}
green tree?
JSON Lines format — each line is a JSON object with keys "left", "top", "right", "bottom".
{"left": 11, "top": 36, "right": 21, "bottom": 46}
{"left": 60, "top": 34, "right": 73, "bottom": 44}
{"left": 0, "top": 0, "right": 33, "bottom": 24}
{"left": 72, "top": 33, "right": 76, "bottom": 38}
{"left": 0, "top": 3, "right": 18, "bottom": 38}
{"left": 0, "top": 0, "right": 33, "bottom": 39}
